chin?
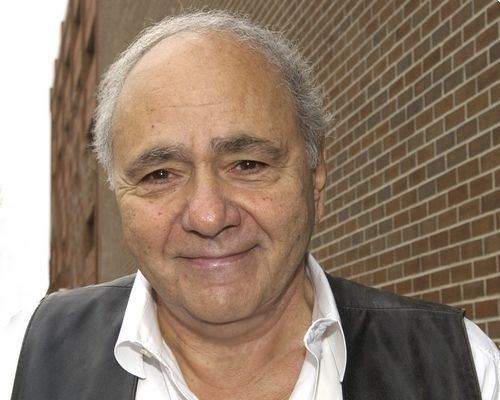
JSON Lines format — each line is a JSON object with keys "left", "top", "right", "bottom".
{"left": 185, "top": 292, "right": 260, "bottom": 325}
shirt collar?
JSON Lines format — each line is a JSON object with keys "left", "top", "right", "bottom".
{"left": 305, "top": 254, "right": 347, "bottom": 381}
{"left": 114, "top": 254, "right": 347, "bottom": 382}
{"left": 114, "top": 271, "right": 183, "bottom": 380}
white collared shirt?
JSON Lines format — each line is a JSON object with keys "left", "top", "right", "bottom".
{"left": 2, "top": 255, "right": 499, "bottom": 399}
{"left": 114, "top": 255, "right": 347, "bottom": 399}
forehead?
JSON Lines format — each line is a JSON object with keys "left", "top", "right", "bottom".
{"left": 112, "top": 31, "right": 301, "bottom": 157}
{"left": 117, "top": 30, "right": 296, "bottom": 116}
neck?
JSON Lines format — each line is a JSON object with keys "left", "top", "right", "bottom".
{"left": 156, "top": 264, "right": 314, "bottom": 398}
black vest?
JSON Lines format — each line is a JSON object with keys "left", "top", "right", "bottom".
{"left": 11, "top": 274, "right": 481, "bottom": 400}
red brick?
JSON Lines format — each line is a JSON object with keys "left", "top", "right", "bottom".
{"left": 447, "top": 107, "right": 466, "bottom": 130}
{"left": 425, "top": 120, "right": 445, "bottom": 141}
{"left": 432, "top": 20, "right": 451, "bottom": 47}
{"left": 480, "top": 146, "right": 500, "bottom": 172}
{"left": 431, "top": 269, "right": 450, "bottom": 286}
{"left": 475, "top": 299, "right": 498, "bottom": 318}
{"left": 489, "top": 321, "right": 500, "bottom": 337}
{"left": 475, "top": 22, "right": 499, "bottom": 52}
{"left": 486, "top": 276, "right": 500, "bottom": 295}
{"left": 451, "top": 3, "right": 473, "bottom": 31}
{"left": 394, "top": 244, "right": 410, "bottom": 261}
{"left": 396, "top": 279, "right": 412, "bottom": 295}
{"left": 468, "top": 133, "right": 492, "bottom": 157}
{"left": 458, "top": 199, "right": 481, "bottom": 220}
{"left": 491, "top": 81, "right": 500, "bottom": 103}
{"left": 422, "top": 290, "right": 441, "bottom": 302}
{"left": 474, "top": 256, "right": 498, "bottom": 277}
{"left": 471, "top": 215, "right": 495, "bottom": 236}
{"left": 409, "top": 1, "right": 428, "bottom": 23}
{"left": 442, "top": 285, "right": 461, "bottom": 303}
{"left": 474, "top": 0, "right": 492, "bottom": 12}
{"left": 413, "top": 275, "right": 430, "bottom": 291}
{"left": 433, "top": 93, "right": 453, "bottom": 117}
{"left": 458, "top": 158, "right": 480, "bottom": 181}
{"left": 477, "top": 63, "right": 500, "bottom": 92}
{"left": 438, "top": 208, "right": 457, "bottom": 228}
{"left": 448, "top": 183, "right": 469, "bottom": 206}
{"left": 411, "top": 238, "right": 429, "bottom": 256}
{"left": 452, "top": 263, "right": 473, "bottom": 282}
{"left": 463, "top": 281, "right": 485, "bottom": 299}
{"left": 432, "top": 58, "right": 452, "bottom": 82}
{"left": 423, "top": 48, "right": 441, "bottom": 71}
{"left": 485, "top": 233, "right": 500, "bottom": 254}
{"left": 453, "top": 41, "right": 474, "bottom": 68}
{"left": 429, "top": 194, "right": 446, "bottom": 214}
{"left": 486, "top": 1, "right": 500, "bottom": 23}
{"left": 454, "top": 80, "right": 476, "bottom": 106}
{"left": 439, "top": 1, "right": 455, "bottom": 21}
{"left": 444, "top": 69, "right": 465, "bottom": 95}
{"left": 490, "top": 41, "right": 500, "bottom": 63}
{"left": 461, "top": 239, "right": 483, "bottom": 260}
{"left": 401, "top": 189, "right": 417, "bottom": 209}
{"left": 481, "top": 189, "right": 500, "bottom": 213}
{"left": 437, "top": 170, "right": 457, "bottom": 191}
{"left": 464, "top": 13, "right": 485, "bottom": 42}
{"left": 420, "top": 216, "right": 437, "bottom": 235}
{"left": 479, "top": 104, "right": 500, "bottom": 131}
{"left": 466, "top": 91, "right": 489, "bottom": 118}
{"left": 443, "top": 30, "right": 463, "bottom": 55}
{"left": 450, "top": 222, "right": 471, "bottom": 244}
{"left": 422, "top": 253, "right": 439, "bottom": 271}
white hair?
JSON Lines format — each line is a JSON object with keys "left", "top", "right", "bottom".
{"left": 93, "top": 10, "right": 330, "bottom": 186}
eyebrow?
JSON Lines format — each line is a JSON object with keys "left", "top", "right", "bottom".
{"left": 124, "top": 145, "right": 188, "bottom": 179}
{"left": 210, "top": 134, "right": 287, "bottom": 161}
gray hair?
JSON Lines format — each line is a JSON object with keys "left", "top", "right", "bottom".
{"left": 93, "top": 10, "right": 330, "bottom": 186}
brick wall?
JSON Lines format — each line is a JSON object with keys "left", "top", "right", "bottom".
{"left": 50, "top": 0, "right": 97, "bottom": 290}
{"left": 51, "top": 0, "right": 500, "bottom": 345}
{"left": 303, "top": 0, "right": 500, "bottom": 346}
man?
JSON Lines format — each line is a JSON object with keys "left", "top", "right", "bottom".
{"left": 8, "top": 10, "right": 500, "bottom": 400}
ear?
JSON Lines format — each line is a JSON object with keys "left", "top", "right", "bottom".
{"left": 313, "top": 148, "right": 327, "bottom": 223}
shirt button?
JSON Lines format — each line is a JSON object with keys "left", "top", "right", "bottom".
{"left": 139, "top": 348, "right": 152, "bottom": 358}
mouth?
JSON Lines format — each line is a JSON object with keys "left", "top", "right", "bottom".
{"left": 178, "top": 246, "right": 256, "bottom": 268}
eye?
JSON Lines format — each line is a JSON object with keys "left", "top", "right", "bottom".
{"left": 142, "top": 169, "right": 171, "bottom": 184}
{"left": 232, "top": 160, "right": 268, "bottom": 174}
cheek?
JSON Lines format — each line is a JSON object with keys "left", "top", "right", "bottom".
{"left": 119, "top": 200, "right": 171, "bottom": 256}
{"left": 249, "top": 182, "right": 314, "bottom": 241}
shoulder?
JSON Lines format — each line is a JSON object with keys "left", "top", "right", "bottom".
{"left": 326, "top": 274, "right": 500, "bottom": 399}
{"left": 28, "top": 274, "right": 136, "bottom": 339}
{"left": 38, "top": 274, "right": 135, "bottom": 313}
{"left": 9, "top": 275, "right": 138, "bottom": 399}
{"left": 326, "top": 274, "right": 461, "bottom": 315}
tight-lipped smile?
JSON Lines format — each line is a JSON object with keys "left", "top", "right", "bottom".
{"left": 178, "top": 246, "right": 257, "bottom": 268}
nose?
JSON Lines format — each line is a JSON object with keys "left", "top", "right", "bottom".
{"left": 181, "top": 173, "right": 240, "bottom": 237}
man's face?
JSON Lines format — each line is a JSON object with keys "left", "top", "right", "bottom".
{"left": 112, "top": 32, "right": 326, "bottom": 325}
